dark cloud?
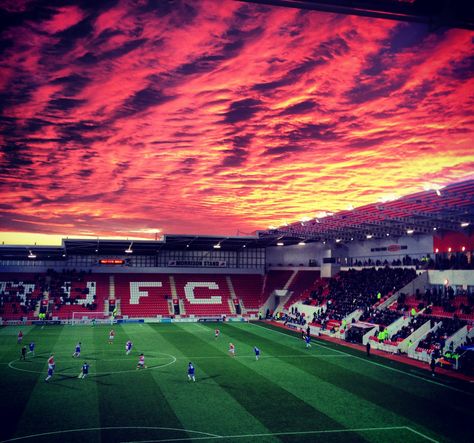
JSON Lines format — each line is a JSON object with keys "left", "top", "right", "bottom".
{"left": 440, "top": 54, "right": 474, "bottom": 81}
{"left": 252, "top": 57, "right": 326, "bottom": 93}
{"left": 51, "top": 74, "right": 91, "bottom": 97}
{"left": 77, "top": 38, "right": 148, "bottom": 64}
{"left": 48, "top": 98, "right": 87, "bottom": 111}
{"left": 115, "top": 86, "right": 176, "bottom": 118}
{"left": 46, "top": 16, "right": 94, "bottom": 57}
{"left": 223, "top": 98, "right": 263, "bottom": 124}
{"left": 0, "top": 142, "right": 33, "bottom": 172}
{"left": 175, "top": 26, "right": 262, "bottom": 77}
{"left": 346, "top": 76, "right": 406, "bottom": 105}
{"left": 279, "top": 99, "right": 316, "bottom": 116}
{"left": 401, "top": 80, "right": 435, "bottom": 108}
{"left": 220, "top": 148, "right": 248, "bottom": 168}
{"left": 287, "top": 122, "right": 338, "bottom": 143}
{"left": 261, "top": 145, "right": 304, "bottom": 156}
{"left": 77, "top": 168, "right": 93, "bottom": 178}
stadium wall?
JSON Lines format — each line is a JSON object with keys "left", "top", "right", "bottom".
{"left": 427, "top": 270, "right": 474, "bottom": 288}
{"left": 266, "top": 242, "right": 327, "bottom": 267}
{"left": 0, "top": 264, "right": 264, "bottom": 275}
{"left": 341, "top": 234, "right": 434, "bottom": 262}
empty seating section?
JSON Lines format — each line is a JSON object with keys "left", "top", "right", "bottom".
{"left": 262, "top": 270, "right": 293, "bottom": 305}
{"left": 284, "top": 271, "right": 321, "bottom": 309}
{"left": 173, "top": 274, "right": 232, "bottom": 316}
{"left": 116, "top": 274, "right": 172, "bottom": 317}
{"left": 229, "top": 274, "right": 263, "bottom": 312}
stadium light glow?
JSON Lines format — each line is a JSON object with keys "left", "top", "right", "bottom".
{"left": 462, "top": 246, "right": 466, "bottom": 252}
{"left": 366, "top": 234, "right": 373, "bottom": 239}
{"left": 423, "top": 183, "right": 443, "bottom": 197}
{"left": 335, "top": 239, "right": 341, "bottom": 243}
{"left": 407, "top": 229, "right": 414, "bottom": 234}
{"left": 448, "top": 247, "right": 452, "bottom": 252}
{"left": 435, "top": 248, "right": 439, "bottom": 253}
{"left": 276, "top": 242, "right": 284, "bottom": 246}
{"left": 433, "top": 227, "right": 437, "bottom": 231}
{"left": 461, "top": 222, "right": 470, "bottom": 227}
{"left": 386, "top": 233, "right": 390, "bottom": 236}
{"left": 298, "top": 241, "right": 305, "bottom": 245}
{"left": 125, "top": 242, "right": 133, "bottom": 253}
{"left": 213, "top": 244, "right": 221, "bottom": 249}
{"left": 28, "top": 250, "right": 36, "bottom": 259}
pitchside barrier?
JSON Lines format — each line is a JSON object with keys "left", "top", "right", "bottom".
{"left": 0, "top": 315, "right": 250, "bottom": 326}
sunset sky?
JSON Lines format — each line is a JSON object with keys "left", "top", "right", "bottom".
{"left": 1, "top": 0, "right": 473, "bottom": 244}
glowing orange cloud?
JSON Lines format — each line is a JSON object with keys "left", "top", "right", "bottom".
{"left": 0, "top": 0, "right": 473, "bottom": 242}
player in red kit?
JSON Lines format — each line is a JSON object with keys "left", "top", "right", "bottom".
{"left": 136, "top": 353, "right": 147, "bottom": 369}
{"left": 17, "top": 331, "right": 23, "bottom": 344}
{"left": 45, "top": 354, "right": 55, "bottom": 382}
{"left": 108, "top": 329, "right": 115, "bottom": 344}
{"left": 229, "top": 343, "right": 235, "bottom": 357}
{"left": 215, "top": 328, "right": 220, "bottom": 339}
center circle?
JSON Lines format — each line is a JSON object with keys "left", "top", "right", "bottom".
{"left": 8, "top": 352, "right": 177, "bottom": 376}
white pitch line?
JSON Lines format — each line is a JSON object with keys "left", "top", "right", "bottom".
{"left": 0, "top": 426, "right": 221, "bottom": 443}
{"left": 404, "top": 426, "right": 440, "bottom": 443}
{"left": 121, "top": 425, "right": 410, "bottom": 443}
{"left": 248, "top": 322, "right": 473, "bottom": 395}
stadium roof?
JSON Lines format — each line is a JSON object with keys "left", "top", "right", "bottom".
{"left": 0, "top": 235, "right": 273, "bottom": 260}
{"left": 243, "top": 0, "right": 474, "bottom": 30}
{"left": 260, "top": 179, "right": 474, "bottom": 243}
{"left": 0, "top": 179, "right": 472, "bottom": 260}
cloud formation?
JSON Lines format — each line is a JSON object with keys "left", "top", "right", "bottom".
{"left": 0, "top": 0, "right": 473, "bottom": 239}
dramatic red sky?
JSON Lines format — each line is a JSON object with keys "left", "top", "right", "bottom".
{"left": 1, "top": 0, "right": 473, "bottom": 243}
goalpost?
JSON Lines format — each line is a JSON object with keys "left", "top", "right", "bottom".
{"left": 71, "top": 312, "right": 111, "bottom": 325}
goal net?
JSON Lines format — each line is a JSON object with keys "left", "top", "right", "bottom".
{"left": 71, "top": 312, "right": 110, "bottom": 325}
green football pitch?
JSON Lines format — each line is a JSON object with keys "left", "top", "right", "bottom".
{"left": 0, "top": 322, "right": 472, "bottom": 443}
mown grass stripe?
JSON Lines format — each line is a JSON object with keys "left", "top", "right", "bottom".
{"left": 167, "top": 323, "right": 367, "bottom": 441}
{"left": 0, "top": 325, "right": 67, "bottom": 441}
{"left": 144, "top": 324, "right": 277, "bottom": 439}
{"left": 94, "top": 324, "right": 186, "bottom": 441}
{"left": 251, "top": 322, "right": 473, "bottom": 395}
{"left": 249, "top": 322, "right": 473, "bottom": 442}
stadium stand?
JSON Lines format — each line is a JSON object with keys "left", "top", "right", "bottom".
{"left": 311, "top": 267, "right": 417, "bottom": 329}
{"left": 283, "top": 270, "right": 321, "bottom": 309}
{"left": 228, "top": 274, "right": 264, "bottom": 313}
{"left": 115, "top": 273, "right": 172, "bottom": 318}
{"left": 173, "top": 274, "right": 234, "bottom": 317}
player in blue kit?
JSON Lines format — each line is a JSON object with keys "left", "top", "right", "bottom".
{"left": 125, "top": 340, "right": 133, "bottom": 355}
{"left": 72, "top": 342, "right": 81, "bottom": 358}
{"left": 187, "top": 362, "right": 196, "bottom": 382}
{"left": 305, "top": 334, "right": 311, "bottom": 348}
{"left": 254, "top": 346, "right": 260, "bottom": 360}
{"left": 78, "top": 362, "right": 89, "bottom": 379}
{"left": 28, "top": 342, "right": 35, "bottom": 356}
